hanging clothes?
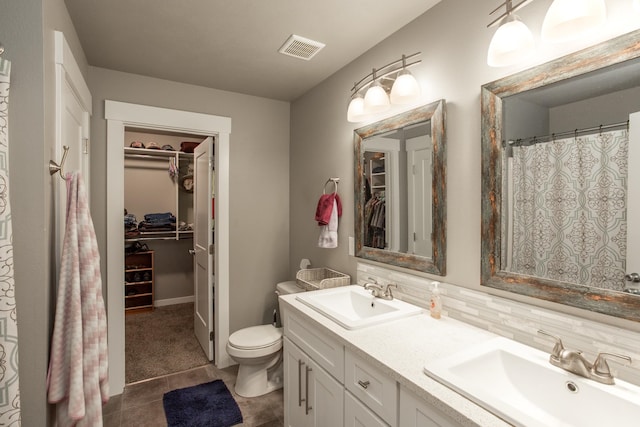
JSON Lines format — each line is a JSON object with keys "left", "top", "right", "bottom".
{"left": 48, "top": 172, "right": 109, "bottom": 427}
{"left": 364, "top": 195, "right": 386, "bottom": 249}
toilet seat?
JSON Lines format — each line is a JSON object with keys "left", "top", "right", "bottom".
{"left": 228, "top": 324, "right": 282, "bottom": 349}
{"left": 227, "top": 325, "right": 283, "bottom": 359}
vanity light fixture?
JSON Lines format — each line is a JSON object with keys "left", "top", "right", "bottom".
{"left": 363, "top": 71, "right": 392, "bottom": 114}
{"left": 487, "top": 0, "right": 535, "bottom": 67}
{"left": 541, "top": 0, "right": 607, "bottom": 42}
{"left": 347, "top": 52, "right": 421, "bottom": 123}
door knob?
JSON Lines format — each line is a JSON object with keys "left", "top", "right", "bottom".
{"left": 189, "top": 249, "right": 196, "bottom": 255}
{"left": 625, "top": 273, "right": 640, "bottom": 282}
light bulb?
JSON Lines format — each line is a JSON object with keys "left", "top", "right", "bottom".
{"left": 390, "top": 70, "right": 421, "bottom": 104}
{"left": 487, "top": 15, "right": 535, "bottom": 67}
{"left": 347, "top": 94, "right": 367, "bottom": 123}
{"left": 363, "top": 81, "right": 390, "bottom": 114}
{"left": 634, "top": 0, "right": 640, "bottom": 12}
{"left": 542, "top": 0, "right": 606, "bottom": 43}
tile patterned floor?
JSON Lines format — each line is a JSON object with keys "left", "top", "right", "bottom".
{"left": 103, "top": 364, "right": 284, "bottom": 427}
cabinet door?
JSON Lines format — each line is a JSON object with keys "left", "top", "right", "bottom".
{"left": 399, "top": 387, "right": 460, "bottom": 427}
{"left": 284, "top": 338, "right": 311, "bottom": 427}
{"left": 345, "top": 391, "right": 388, "bottom": 427}
{"left": 308, "top": 357, "right": 344, "bottom": 427}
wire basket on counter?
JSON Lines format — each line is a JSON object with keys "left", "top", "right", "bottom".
{"left": 296, "top": 268, "right": 350, "bottom": 291}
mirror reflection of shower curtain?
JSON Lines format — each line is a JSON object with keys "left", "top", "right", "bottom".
{"left": 508, "top": 129, "right": 628, "bottom": 291}
{"left": 0, "top": 57, "right": 21, "bottom": 424}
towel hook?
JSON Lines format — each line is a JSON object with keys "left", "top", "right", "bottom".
{"left": 323, "top": 177, "right": 339, "bottom": 194}
{"left": 49, "top": 146, "right": 70, "bottom": 178}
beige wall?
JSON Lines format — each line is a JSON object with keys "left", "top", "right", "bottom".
{"left": 0, "top": 0, "right": 88, "bottom": 424}
{"left": 289, "top": 0, "right": 640, "bottom": 332}
{"left": 87, "top": 67, "right": 291, "bottom": 332}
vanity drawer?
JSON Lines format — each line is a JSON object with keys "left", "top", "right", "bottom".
{"left": 345, "top": 349, "right": 398, "bottom": 426}
{"left": 283, "top": 309, "right": 344, "bottom": 382}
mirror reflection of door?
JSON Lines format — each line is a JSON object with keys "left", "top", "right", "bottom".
{"left": 362, "top": 120, "right": 432, "bottom": 258}
{"left": 407, "top": 132, "right": 432, "bottom": 257}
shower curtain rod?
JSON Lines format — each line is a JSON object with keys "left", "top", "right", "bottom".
{"left": 507, "top": 120, "right": 630, "bottom": 147}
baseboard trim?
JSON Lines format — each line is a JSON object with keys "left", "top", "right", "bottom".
{"left": 155, "top": 295, "right": 195, "bottom": 307}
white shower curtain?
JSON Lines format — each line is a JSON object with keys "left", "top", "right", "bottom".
{"left": 0, "top": 58, "right": 21, "bottom": 425}
{"left": 509, "top": 129, "right": 628, "bottom": 291}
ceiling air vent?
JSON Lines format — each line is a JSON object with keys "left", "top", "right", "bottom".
{"left": 278, "top": 34, "right": 325, "bottom": 61}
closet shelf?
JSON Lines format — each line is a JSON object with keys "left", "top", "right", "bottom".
{"left": 124, "top": 146, "right": 194, "bottom": 159}
{"left": 125, "top": 230, "right": 193, "bottom": 243}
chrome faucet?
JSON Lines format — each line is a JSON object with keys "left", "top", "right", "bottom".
{"left": 364, "top": 282, "right": 397, "bottom": 300}
{"left": 538, "top": 330, "right": 632, "bottom": 385}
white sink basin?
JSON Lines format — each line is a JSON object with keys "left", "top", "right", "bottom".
{"left": 424, "top": 337, "right": 640, "bottom": 427}
{"left": 295, "top": 285, "right": 422, "bottom": 330}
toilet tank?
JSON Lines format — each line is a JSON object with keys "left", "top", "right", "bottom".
{"left": 276, "top": 280, "right": 304, "bottom": 296}
{"left": 275, "top": 281, "right": 303, "bottom": 327}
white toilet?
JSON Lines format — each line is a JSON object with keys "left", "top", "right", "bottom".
{"left": 226, "top": 280, "right": 304, "bottom": 397}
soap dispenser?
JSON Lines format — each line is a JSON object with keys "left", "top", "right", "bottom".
{"left": 430, "top": 281, "right": 442, "bottom": 319}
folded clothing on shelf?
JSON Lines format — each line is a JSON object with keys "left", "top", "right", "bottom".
{"left": 137, "top": 212, "right": 176, "bottom": 232}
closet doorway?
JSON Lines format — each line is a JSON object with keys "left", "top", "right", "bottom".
{"left": 105, "top": 101, "right": 231, "bottom": 395}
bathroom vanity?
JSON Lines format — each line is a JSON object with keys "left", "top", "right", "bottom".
{"left": 279, "top": 291, "right": 509, "bottom": 427}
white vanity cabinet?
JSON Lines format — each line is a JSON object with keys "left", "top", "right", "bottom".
{"left": 283, "top": 309, "right": 345, "bottom": 427}
{"left": 282, "top": 303, "right": 465, "bottom": 427}
{"left": 399, "top": 386, "right": 459, "bottom": 427}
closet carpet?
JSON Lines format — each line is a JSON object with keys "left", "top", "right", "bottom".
{"left": 126, "top": 303, "right": 209, "bottom": 384}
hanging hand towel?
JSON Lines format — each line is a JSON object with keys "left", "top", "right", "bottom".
{"left": 47, "top": 172, "right": 109, "bottom": 427}
{"left": 315, "top": 193, "right": 342, "bottom": 225}
{"left": 318, "top": 199, "right": 339, "bottom": 248}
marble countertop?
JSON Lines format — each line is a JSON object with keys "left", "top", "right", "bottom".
{"left": 280, "top": 291, "right": 512, "bottom": 427}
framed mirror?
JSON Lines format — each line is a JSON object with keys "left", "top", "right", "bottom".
{"left": 481, "top": 29, "right": 640, "bottom": 322}
{"left": 354, "top": 100, "right": 446, "bottom": 275}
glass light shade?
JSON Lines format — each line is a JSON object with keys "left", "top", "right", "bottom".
{"left": 347, "top": 94, "right": 367, "bottom": 123}
{"left": 487, "top": 15, "right": 535, "bottom": 67}
{"left": 634, "top": 0, "right": 640, "bottom": 12}
{"left": 390, "top": 70, "right": 421, "bottom": 104}
{"left": 541, "top": 0, "right": 606, "bottom": 43}
{"left": 363, "top": 81, "right": 391, "bottom": 114}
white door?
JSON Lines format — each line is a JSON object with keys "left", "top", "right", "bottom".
{"left": 407, "top": 135, "right": 432, "bottom": 258}
{"left": 193, "top": 137, "right": 214, "bottom": 360}
{"left": 626, "top": 112, "right": 640, "bottom": 288}
{"left": 54, "top": 31, "right": 92, "bottom": 265}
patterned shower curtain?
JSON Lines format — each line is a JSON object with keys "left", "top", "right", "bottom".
{"left": 509, "top": 129, "right": 628, "bottom": 292}
{"left": 0, "top": 58, "right": 21, "bottom": 424}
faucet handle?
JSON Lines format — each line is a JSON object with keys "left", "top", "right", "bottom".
{"left": 538, "top": 330, "right": 566, "bottom": 360}
{"left": 592, "top": 352, "right": 632, "bottom": 381}
{"left": 384, "top": 283, "right": 397, "bottom": 298}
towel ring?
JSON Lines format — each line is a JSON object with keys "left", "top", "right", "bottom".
{"left": 323, "top": 177, "right": 339, "bottom": 194}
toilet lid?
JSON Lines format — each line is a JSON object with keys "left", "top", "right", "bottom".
{"left": 229, "top": 325, "right": 282, "bottom": 350}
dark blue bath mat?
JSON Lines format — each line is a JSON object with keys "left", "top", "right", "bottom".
{"left": 163, "top": 380, "right": 243, "bottom": 427}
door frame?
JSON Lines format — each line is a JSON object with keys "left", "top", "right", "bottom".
{"left": 105, "top": 100, "right": 232, "bottom": 395}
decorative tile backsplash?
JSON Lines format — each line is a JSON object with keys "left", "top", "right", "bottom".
{"left": 357, "top": 262, "right": 640, "bottom": 386}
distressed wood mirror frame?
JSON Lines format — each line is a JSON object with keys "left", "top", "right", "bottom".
{"left": 354, "top": 100, "right": 446, "bottom": 275}
{"left": 481, "top": 29, "right": 640, "bottom": 322}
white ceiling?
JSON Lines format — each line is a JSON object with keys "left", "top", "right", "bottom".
{"left": 64, "top": 0, "right": 441, "bottom": 101}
